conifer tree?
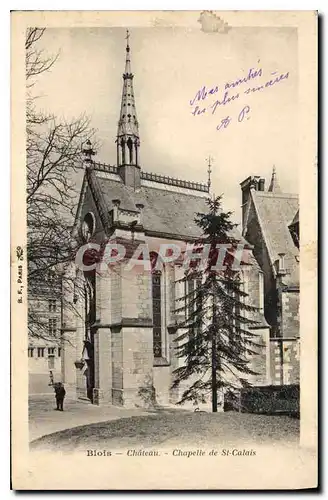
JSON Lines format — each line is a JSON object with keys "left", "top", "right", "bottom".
{"left": 171, "top": 196, "right": 262, "bottom": 412}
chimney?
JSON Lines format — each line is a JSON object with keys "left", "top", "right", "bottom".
{"left": 240, "top": 175, "right": 260, "bottom": 231}
{"left": 82, "top": 139, "right": 96, "bottom": 168}
{"left": 258, "top": 178, "right": 265, "bottom": 191}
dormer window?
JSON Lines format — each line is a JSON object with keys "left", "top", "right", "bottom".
{"left": 81, "top": 212, "right": 95, "bottom": 243}
{"left": 259, "top": 272, "right": 264, "bottom": 312}
{"left": 289, "top": 210, "right": 299, "bottom": 249}
{"left": 289, "top": 225, "right": 299, "bottom": 249}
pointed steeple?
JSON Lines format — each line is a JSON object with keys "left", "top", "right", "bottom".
{"left": 116, "top": 29, "right": 141, "bottom": 188}
{"left": 206, "top": 155, "right": 213, "bottom": 191}
{"left": 268, "top": 166, "right": 281, "bottom": 193}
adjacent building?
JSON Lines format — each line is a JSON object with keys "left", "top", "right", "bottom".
{"left": 28, "top": 289, "right": 62, "bottom": 394}
{"left": 240, "top": 168, "right": 300, "bottom": 385}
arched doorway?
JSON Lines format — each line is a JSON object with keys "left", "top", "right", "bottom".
{"left": 82, "top": 271, "right": 96, "bottom": 402}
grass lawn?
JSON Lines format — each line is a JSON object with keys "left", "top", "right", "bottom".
{"left": 30, "top": 410, "right": 299, "bottom": 452}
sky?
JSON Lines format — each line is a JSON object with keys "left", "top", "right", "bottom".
{"left": 34, "top": 26, "right": 299, "bottom": 224}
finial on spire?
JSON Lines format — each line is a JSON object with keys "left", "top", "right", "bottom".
{"left": 82, "top": 139, "right": 96, "bottom": 164}
{"left": 125, "top": 29, "right": 130, "bottom": 51}
{"left": 268, "top": 165, "right": 281, "bottom": 193}
{"left": 206, "top": 155, "right": 213, "bottom": 191}
{"left": 117, "top": 29, "right": 140, "bottom": 187}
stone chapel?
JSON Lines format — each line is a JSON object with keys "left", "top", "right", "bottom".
{"left": 60, "top": 32, "right": 270, "bottom": 407}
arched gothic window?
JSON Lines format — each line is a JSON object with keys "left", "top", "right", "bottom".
{"left": 152, "top": 271, "right": 162, "bottom": 358}
{"left": 120, "top": 138, "right": 125, "bottom": 164}
{"left": 185, "top": 274, "right": 203, "bottom": 338}
{"left": 228, "top": 273, "right": 242, "bottom": 347}
{"left": 150, "top": 252, "right": 164, "bottom": 358}
{"left": 127, "top": 137, "right": 133, "bottom": 164}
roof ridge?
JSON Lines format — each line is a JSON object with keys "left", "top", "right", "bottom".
{"left": 86, "top": 168, "right": 112, "bottom": 232}
{"left": 93, "top": 162, "right": 118, "bottom": 174}
{"left": 254, "top": 191, "right": 299, "bottom": 199}
{"left": 140, "top": 184, "right": 208, "bottom": 199}
{"left": 250, "top": 189, "right": 276, "bottom": 270}
{"left": 141, "top": 170, "right": 209, "bottom": 193}
{"left": 91, "top": 163, "right": 209, "bottom": 193}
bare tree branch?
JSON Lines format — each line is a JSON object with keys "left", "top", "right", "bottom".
{"left": 26, "top": 27, "right": 99, "bottom": 341}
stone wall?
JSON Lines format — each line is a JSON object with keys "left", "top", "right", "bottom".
{"left": 111, "top": 264, "right": 122, "bottom": 323}
{"left": 270, "top": 338, "right": 300, "bottom": 385}
{"left": 248, "top": 328, "right": 271, "bottom": 385}
{"left": 279, "top": 290, "right": 300, "bottom": 338}
{"left": 111, "top": 327, "right": 123, "bottom": 405}
{"left": 243, "top": 254, "right": 271, "bottom": 386}
{"left": 153, "top": 366, "right": 171, "bottom": 405}
{"left": 120, "top": 327, "right": 154, "bottom": 408}
{"left": 28, "top": 295, "right": 62, "bottom": 394}
{"left": 61, "top": 263, "right": 78, "bottom": 394}
{"left": 244, "top": 202, "right": 278, "bottom": 328}
{"left": 93, "top": 329, "right": 112, "bottom": 404}
{"left": 93, "top": 270, "right": 112, "bottom": 404}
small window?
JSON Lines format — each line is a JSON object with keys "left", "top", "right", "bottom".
{"left": 58, "top": 347, "right": 61, "bottom": 357}
{"left": 48, "top": 318, "right": 57, "bottom": 336}
{"left": 48, "top": 347, "right": 55, "bottom": 355}
{"left": 28, "top": 348, "right": 34, "bottom": 358}
{"left": 48, "top": 299, "right": 56, "bottom": 312}
{"left": 259, "top": 272, "right": 264, "bottom": 312}
{"left": 37, "top": 347, "right": 45, "bottom": 358}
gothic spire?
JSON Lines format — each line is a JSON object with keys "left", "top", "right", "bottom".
{"left": 206, "top": 155, "right": 213, "bottom": 191}
{"left": 268, "top": 165, "right": 281, "bottom": 193}
{"left": 117, "top": 29, "right": 140, "bottom": 175}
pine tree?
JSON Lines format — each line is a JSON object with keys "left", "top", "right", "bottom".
{"left": 171, "top": 195, "right": 262, "bottom": 412}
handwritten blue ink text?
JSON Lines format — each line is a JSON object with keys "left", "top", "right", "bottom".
{"left": 216, "top": 105, "right": 251, "bottom": 132}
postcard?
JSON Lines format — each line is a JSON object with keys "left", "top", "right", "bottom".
{"left": 11, "top": 10, "right": 317, "bottom": 490}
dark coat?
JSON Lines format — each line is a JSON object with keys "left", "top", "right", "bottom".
{"left": 54, "top": 384, "right": 66, "bottom": 399}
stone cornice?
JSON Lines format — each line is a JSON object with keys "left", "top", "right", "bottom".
{"left": 92, "top": 318, "right": 153, "bottom": 329}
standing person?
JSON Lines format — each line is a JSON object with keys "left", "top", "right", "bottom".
{"left": 54, "top": 382, "right": 66, "bottom": 411}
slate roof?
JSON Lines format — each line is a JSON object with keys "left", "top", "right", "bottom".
{"left": 252, "top": 191, "right": 299, "bottom": 287}
{"left": 89, "top": 168, "right": 247, "bottom": 244}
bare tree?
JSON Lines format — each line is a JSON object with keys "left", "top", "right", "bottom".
{"left": 26, "top": 28, "right": 98, "bottom": 339}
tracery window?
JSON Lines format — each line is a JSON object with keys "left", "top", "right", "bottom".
{"left": 185, "top": 275, "right": 203, "bottom": 338}
{"left": 152, "top": 271, "right": 162, "bottom": 358}
{"left": 259, "top": 272, "right": 264, "bottom": 312}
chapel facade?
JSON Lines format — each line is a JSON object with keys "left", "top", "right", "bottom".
{"left": 61, "top": 33, "right": 271, "bottom": 407}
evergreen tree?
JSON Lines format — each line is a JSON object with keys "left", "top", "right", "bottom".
{"left": 171, "top": 195, "right": 262, "bottom": 412}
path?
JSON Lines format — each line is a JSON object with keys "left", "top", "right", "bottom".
{"left": 29, "top": 395, "right": 147, "bottom": 442}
